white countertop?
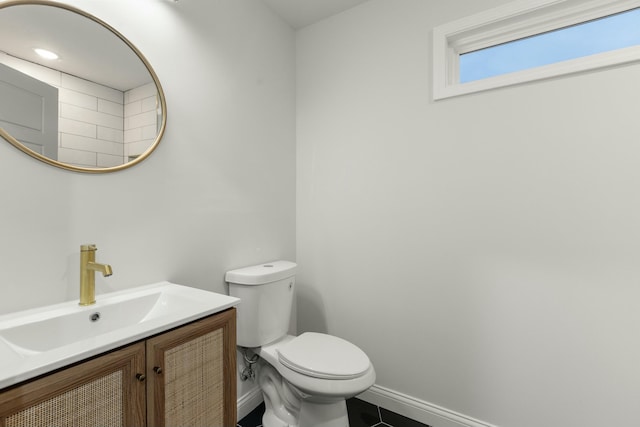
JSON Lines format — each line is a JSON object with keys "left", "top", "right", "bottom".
{"left": 0, "top": 282, "right": 239, "bottom": 389}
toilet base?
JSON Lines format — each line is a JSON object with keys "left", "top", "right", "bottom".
{"left": 298, "top": 400, "right": 349, "bottom": 427}
{"left": 262, "top": 400, "right": 349, "bottom": 427}
{"left": 262, "top": 399, "right": 349, "bottom": 427}
{"left": 259, "top": 363, "right": 351, "bottom": 427}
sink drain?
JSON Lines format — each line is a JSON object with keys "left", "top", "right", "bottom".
{"left": 90, "top": 312, "right": 101, "bottom": 322}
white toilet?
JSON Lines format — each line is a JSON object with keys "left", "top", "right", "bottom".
{"left": 226, "top": 261, "right": 375, "bottom": 427}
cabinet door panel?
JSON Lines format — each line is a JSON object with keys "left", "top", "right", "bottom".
{"left": 0, "top": 343, "right": 146, "bottom": 427}
{"left": 165, "top": 328, "right": 224, "bottom": 426}
{"left": 147, "top": 308, "right": 236, "bottom": 427}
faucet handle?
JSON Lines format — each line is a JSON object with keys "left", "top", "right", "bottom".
{"left": 81, "top": 244, "right": 97, "bottom": 252}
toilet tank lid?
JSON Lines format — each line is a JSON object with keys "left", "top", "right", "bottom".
{"left": 225, "top": 260, "right": 297, "bottom": 285}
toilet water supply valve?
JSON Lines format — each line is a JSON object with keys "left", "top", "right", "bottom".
{"left": 241, "top": 348, "right": 259, "bottom": 381}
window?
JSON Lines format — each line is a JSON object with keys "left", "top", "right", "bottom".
{"left": 433, "top": 0, "right": 640, "bottom": 99}
{"left": 460, "top": 7, "right": 640, "bottom": 83}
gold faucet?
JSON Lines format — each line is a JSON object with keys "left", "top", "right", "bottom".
{"left": 79, "top": 244, "right": 113, "bottom": 306}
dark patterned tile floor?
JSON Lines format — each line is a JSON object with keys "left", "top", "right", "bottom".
{"left": 237, "top": 398, "right": 430, "bottom": 427}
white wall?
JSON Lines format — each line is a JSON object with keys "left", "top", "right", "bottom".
{"left": 296, "top": 1, "right": 640, "bottom": 427}
{"left": 0, "top": 0, "right": 295, "bottom": 405}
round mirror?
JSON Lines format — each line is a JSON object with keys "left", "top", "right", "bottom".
{"left": 0, "top": 0, "right": 166, "bottom": 173}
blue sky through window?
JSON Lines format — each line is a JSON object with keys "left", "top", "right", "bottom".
{"left": 459, "top": 7, "right": 640, "bottom": 83}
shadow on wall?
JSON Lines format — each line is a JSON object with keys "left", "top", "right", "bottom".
{"left": 296, "top": 285, "right": 328, "bottom": 334}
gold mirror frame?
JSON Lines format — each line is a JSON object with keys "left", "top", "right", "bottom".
{"left": 0, "top": 0, "right": 167, "bottom": 173}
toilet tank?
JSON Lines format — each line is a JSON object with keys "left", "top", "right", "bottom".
{"left": 225, "top": 261, "right": 296, "bottom": 348}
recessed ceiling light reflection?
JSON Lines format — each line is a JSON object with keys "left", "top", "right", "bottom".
{"left": 33, "top": 48, "right": 59, "bottom": 60}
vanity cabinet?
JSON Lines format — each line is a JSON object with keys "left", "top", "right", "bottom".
{"left": 0, "top": 308, "right": 236, "bottom": 427}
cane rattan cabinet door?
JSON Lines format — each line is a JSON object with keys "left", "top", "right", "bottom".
{"left": 146, "top": 308, "right": 237, "bottom": 427}
{"left": 0, "top": 342, "right": 146, "bottom": 427}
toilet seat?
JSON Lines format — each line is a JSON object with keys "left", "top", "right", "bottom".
{"left": 276, "top": 332, "right": 370, "bottom": 380}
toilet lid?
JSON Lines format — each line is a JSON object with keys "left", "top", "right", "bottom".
{"left": 277, "top": 332, "right": 370, "bottom": 380}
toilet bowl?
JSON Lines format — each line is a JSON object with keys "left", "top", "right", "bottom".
{"left": 226, "top": 261, "right": 375, "bottom": 427}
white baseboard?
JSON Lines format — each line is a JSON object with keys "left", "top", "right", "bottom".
{"left": 237, "top": 385, "right": 264, "bottom": 421}
{"left": 358, "top": 385, "right": 498, "bottom": 427}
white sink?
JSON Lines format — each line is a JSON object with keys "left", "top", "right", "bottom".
{"left": 1, "top": 293, "right": 160, "bottom": 353}
{"left": 0, "top": 282, "right": 239, "bottom": 389}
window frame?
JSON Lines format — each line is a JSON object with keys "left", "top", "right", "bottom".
{"left": 432, "top": 0, "right": 640, "bottom": 100}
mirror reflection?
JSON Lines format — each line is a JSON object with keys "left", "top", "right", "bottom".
{"left": 0, "top": 1, "right": 166, "bottom": 172}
